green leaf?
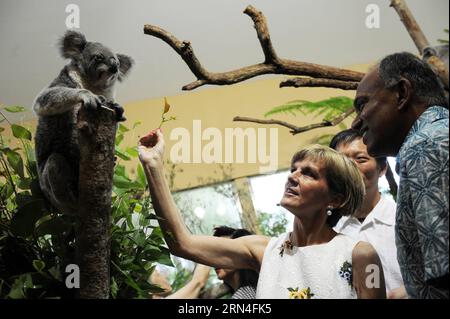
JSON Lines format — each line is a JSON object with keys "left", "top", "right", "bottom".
{"left": 111, "top": 261, "right": 143, "bottom": 294}
{"left": 11, "top": 124, "right": 32, "bottom": 141}
{"left": 32, "top": 260, "right": 46, "bottom": 272}
{"left": 1, "top": 182, "right": 14, "bottom": 200}
{"left": 4, "top": 106, "right": 26, "bottom": 113}
{"left": 111, "top": 277, "right": 118, "bottom": 299}
{"left": 265, "top": 97, "right": 353, "bottom": 121}
{"left": 115, "top": 133, "right": 124, "bottom": 146}
{"left": 10, "top": 199, "right": 46, "bottom": 237}
{"left": 7, "top": 274, "right": 29, "bottom": 299}
{"left": 126, "top": 147, "right": 139, "bottom": 158}
{"left": 118, "top": 124, "right": 130, "bottom": 134}
{"left": 113, "top": 175, "right": 137, "bottom": 189}
{"left": 115, "top": 164, "right": 126, "bottom": 177}
{"left": 133, "top": 121, "right": 142, "bottom": 129}
{"left": 6, "top": 149, "right": 24, "bottom": 178}
{"left": 156, "top": 246, "right": 174, "bottom": 267}
{"left": 136, "top": 164, "right": 147, "bottom": 188}
{"left": 133, "top": 203, "right": 143, "bottom": 213}
{"left": 17, "top": 177, "right": 32, "bottom": 190}
{"left": 115, "top": 147, "right": 131, "bottom": 161}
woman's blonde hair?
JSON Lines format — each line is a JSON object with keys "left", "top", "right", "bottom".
{"left": 290, "top": 144, "right": 365, "bottom": 217}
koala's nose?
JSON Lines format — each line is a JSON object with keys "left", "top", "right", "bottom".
{"left": 109, "top": 64, "right": 118, "bottom": 73}
{"left": 109, "top": 58, "right": 119, "bottom": 73}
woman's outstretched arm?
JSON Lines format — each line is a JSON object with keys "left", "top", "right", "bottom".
{"left": 138, "top": 129, "right": 269, "bottom": 271}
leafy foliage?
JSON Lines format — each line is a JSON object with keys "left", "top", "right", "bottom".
{"left": 258, "top": 211, "right": 288, "bottom": 237}
{"left": 264, "top": 96, "right": 353, "bottom": 122}
{"left": 0, "top": 106, "right": 172, "bottom": 299}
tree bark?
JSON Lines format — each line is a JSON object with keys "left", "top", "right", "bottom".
{"left": 76, "top": 106, "right": 117, "bottom": 299}
{"left": 390, "top": 0, "right": 430, "bottom": 54}
{"left": 390, "top": 0, "right": 449, "bottom": 89}
{"left": 280, "top": 78, "right": 359, "bottom": 90}
{"left": 234, "top": 107, "right": 355, "bottom": 135}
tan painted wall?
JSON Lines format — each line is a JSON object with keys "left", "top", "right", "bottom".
{"left": 2, "top": 63, "right": 370, "bottom": 191}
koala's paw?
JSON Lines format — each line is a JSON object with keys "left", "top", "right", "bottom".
{"left": 108, "top": 102, "right": 126, "bottom": 122}
{"left": 80, "top": 91, "right": 103, "bottom": 111}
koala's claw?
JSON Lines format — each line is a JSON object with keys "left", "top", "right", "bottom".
{"left": 109, "top": 102, "right": 126, "bottom": 122}
{"left": 81, "top": 91, "right": 103, "bottom": 111}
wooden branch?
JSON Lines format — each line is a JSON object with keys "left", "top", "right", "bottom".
{"left": 390, "top": 0, "right": 449, "bottom": 90}
{"left": 144, "top": 5, "right": 364, "bottom": 91}
{"left": 76, "top": 104, "right": 117, "bottom": 298}
{"left": 390, "top": 0, "right": 430, "bottom": 54}
{"left": 234, "top": 107, "right": 355, "bottom": 135}
{"left": 244, "top": 6, "right": 279, "bottom": 64}
{"left": 280, "top": 78, "right": 359, "bottom": 90}
{"left": 233, "top": 116, "right": 301, "bottom": 133}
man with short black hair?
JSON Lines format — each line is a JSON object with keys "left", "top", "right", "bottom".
{"left": 330, "top": 129, "right": 405, "bottom": 298}
{"left": 352, "top": 52, "right": 449, "bottom": 299}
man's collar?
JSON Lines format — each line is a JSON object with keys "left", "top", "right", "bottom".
{"left": 397, "top": 106, "right": 449, "bottom": 166}
{"left": 339, "top": 196, "right": 395, "bottom": 227}
{"left": 402, "top": 106, "right": 448, "bottom": 147}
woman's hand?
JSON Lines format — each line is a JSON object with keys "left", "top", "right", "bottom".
{"left": 138, "top": 129, "right": 165, "bottom": 167}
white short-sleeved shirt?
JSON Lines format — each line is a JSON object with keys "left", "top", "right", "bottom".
{"left": 334, "top": 195, "right": 404, "bottom": 292}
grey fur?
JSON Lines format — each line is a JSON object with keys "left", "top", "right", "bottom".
{"left": 33, "top": 30, "right": 134, "bottom": 215}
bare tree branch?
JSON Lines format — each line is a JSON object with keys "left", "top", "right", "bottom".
{"left": 280, "top": 78, "right": 359, "bottom": 90}
{"left": 233, "top": 117, "right": 301, "bottom": 133}
{"left": 244, "top": 6, "right": 279, "bottom": 64}
{"left": 390, "top": 0, "right": 430, "bottom": 54}
{"left": 144, "top": 5, "right": 364, "bottom": 91}
{"left": 234, "top": 107, "right": 355, "bottom": 135}
{"left": 390, "top": 0, "right": 449, "bottom": 89}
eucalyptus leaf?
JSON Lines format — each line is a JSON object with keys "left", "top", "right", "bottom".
{"left": 6, "top": 149, "right": 24, "bottom": 178}
{"left": 32, "top": 260, "right": 46, "bottom": 272}
{"left": 4, "top": 106, "right": 26, "bottom": 113}
{"left": 115, "top": 147, "right": 131, "bottom": 161}
{"left": 11, "top": 124, "right": 32, "bottom": 141}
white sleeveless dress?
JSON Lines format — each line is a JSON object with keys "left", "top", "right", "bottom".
{"left": 256, "top": 232, "right": 359, "bottom": 299}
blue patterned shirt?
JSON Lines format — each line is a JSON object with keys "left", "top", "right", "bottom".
{"left": 396, "top": 106, "right": 449, "bottom": 299}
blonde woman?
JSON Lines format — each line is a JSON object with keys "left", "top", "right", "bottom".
{"left": 138, "top": 130, "right": 386, "bottom": 299}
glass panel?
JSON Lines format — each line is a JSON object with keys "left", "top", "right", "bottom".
{"left": 173, "top": 181, "right": 243, "bottom": 235}
{"left": 155, "top": 181, "right": 244, "bottom": 291}
{"left": 249, "top": 170, "right": 293, "bottom": 237}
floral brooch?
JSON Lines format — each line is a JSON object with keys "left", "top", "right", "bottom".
{"left": 288, "top": 287, "right": 315, "bottom": 299}
{"left": 339, "top": 261, "right": 353, "bottom": 287}
{"left": 278, "top": 233, "right": 293, "bottom": 257}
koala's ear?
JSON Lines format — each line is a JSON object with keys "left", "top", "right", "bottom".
{"left": 117, "top": 54, "right": 134, "bottom": 81}
{"left": 422, "top": 46, "right": 437, "bottom": 60}
{"left": 59, "top": 31, "right": 87, "bottom": 59}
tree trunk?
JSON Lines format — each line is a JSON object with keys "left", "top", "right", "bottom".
{"left": 76, "top": 106, "right": 117, "bottom": 299}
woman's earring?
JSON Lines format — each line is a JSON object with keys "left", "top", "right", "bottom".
{"left": 327, "top": 207, "right": 333, "bottom": 216}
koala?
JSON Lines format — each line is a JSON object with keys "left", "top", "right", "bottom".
{"left": 423, "top": 44, "right": 449, "bottom": 69}
{"left": 33, "top": 30, "right": 134, "bottom": 215}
